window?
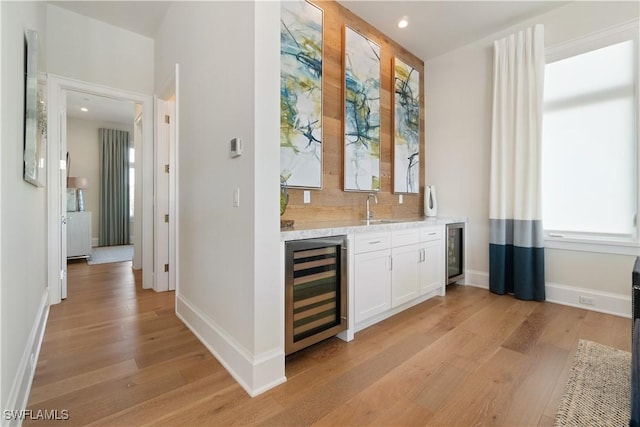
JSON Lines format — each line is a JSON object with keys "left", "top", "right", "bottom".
{"left": 541, "top": 26, "right": 639, "bottom": 254}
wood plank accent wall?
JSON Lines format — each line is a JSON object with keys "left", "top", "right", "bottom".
{"left": 281, "top": 0, "right": 425, "bottom": 223}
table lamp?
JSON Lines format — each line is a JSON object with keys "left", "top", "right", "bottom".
{"left": 67, "top": 176, "right": 89, "bottom": 211}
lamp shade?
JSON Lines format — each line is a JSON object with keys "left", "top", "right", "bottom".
{"left": 67, "top": 176, "right": 88, "bottom": 189}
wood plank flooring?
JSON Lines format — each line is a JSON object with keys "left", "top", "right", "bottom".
{"left": 26, "top": 260, "right": 631, "bottom": 426}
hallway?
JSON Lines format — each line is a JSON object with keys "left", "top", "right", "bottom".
{"left": 25, "top": 260, "right": 233, "bottom": 425}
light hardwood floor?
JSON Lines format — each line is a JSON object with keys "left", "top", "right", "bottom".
{"left": 26, "top": 260, "right": 631, "bottom": 426}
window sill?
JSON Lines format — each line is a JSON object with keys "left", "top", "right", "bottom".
{"left": 544, "top": 236, "right": 640, "bottom": 256}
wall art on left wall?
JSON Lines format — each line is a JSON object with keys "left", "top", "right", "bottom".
{"left": 280, "top": 0, "right": 323, "bottom": 189}
{"left": 23, "top": 29, "right": 47, "bottom": 187}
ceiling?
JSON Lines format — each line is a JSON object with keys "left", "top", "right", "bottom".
{"left": 50, "top": 1, "right": 171, "bottom": 38}
{"left": 66, "top": 91, "right": 136, "bottom": 125}
{"left": 53, "top": 0, "right": 570, "bottom": 121}
{"left": 49, "top": 1, "right": 570, "bottom": 62}
{"left": 337, "top": 1, "right": 570, "bottom": 60}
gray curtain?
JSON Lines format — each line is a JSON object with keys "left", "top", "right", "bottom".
{"left": 99, "top": 128, "right": 130, "bottom": 246}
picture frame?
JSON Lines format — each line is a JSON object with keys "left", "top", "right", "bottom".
{"left": 23, "top": 29, "right": 46, "bottom": 187}
{"left": 392, "top": 56, "right": 420, "bottom": 194}
{"left": 343, "top": 26, "right": 381, "bottom": 192}
{"left": 280, "top": 0, "right": 324, "bottom": 189}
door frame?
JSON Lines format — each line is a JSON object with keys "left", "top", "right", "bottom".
{"left": 47, "top": 74, "right": 154, "bottom": 305}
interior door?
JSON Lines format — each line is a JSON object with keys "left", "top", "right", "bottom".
{"left": 60, "top": 91, "right": 68, "bottom": 299}
{"left": 154, "top": 97, "right": 171, "bottom": 291}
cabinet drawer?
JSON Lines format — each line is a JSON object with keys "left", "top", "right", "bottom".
{"left": 392, "top": 229, "right": 419, "bottom": 247}
{"left": 420, "top": 227, "right": 443, "bottom": 242}
{"left": 354, "top": 232, "right": 392, "bottom": 254}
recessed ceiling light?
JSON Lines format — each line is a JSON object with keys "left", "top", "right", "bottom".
{"left": 80, "top": 107, "right": 88, "bottom": 112}
{"left": 398, "top": 17, "right": 409, "bottom": 29}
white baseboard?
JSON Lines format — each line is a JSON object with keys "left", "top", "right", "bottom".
{"left": 3, "top": 290, "right": 49, "bottom": 427}
{"left": 462, "top": 269, "right": 630, "bottom": 318}
{"left": 175, "top": 294, "right": 286, "bottom": 397}
{"left": 546, "top": 282, "right": 631, "bottom": 318}
{"left": 465, "top": 269, "right": 489, "bottom": 289}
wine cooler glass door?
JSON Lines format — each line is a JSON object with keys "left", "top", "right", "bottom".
{"left": 447, "top": 223, "right": 465, "bottom": 284}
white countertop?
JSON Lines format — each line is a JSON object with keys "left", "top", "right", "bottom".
{"left": 280, "top": 216, "right": 466, "bottom": 241}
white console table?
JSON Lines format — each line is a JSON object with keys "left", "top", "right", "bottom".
{"left": 67, "top": 211, "right": 92, "bottom": 258}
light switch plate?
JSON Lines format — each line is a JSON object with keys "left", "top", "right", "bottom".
{"left": 399, "top": 195, "right": 403, "bottom": 204}
{"left": 303, "top": 191, "right": 311, "bottom": 204}
{"left": 233, "top": 187, "right": 240, "bottom": 207}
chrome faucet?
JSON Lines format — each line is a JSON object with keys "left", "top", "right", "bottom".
{"left": 366, "top": 193, "right": 378, "bottom": 220}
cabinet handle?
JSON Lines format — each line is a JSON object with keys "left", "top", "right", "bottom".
{"left": 428, "top": 232, "right": 437, "bottom": 236}
{"left": 369, "top": 240, "right": 381, "bottom": 244}
{"left": 389, "top": 255, "right": 393, "bottom": 271}
{"left": 422, "top": 249, "right": 426, "bottom": 262}
{"left": 418, "top": 249, "right": 422, "bottom": 263}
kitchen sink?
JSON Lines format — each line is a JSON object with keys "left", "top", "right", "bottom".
{"left": 360, "top": 219, "right": 401, "bottom": 225}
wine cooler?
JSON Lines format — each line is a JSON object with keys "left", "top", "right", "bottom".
{"left": 447, "top": 223, "right": 465, "bottom": 284}
{"left": 285, "top": 236, "right": 347, "bottom": 355}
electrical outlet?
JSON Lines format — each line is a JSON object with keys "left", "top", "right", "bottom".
{"left": 29, "top": 354, "right": 36, "bottom": 372}
{"left": 399, "top": 195, "right": 403, "bottom": 204}
{"left": 579, "top": 296, "right": 595, "bottom": 306}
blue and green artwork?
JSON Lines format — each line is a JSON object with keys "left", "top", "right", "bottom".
{"left": 280, "top": 0, "right": 323, "bottom": 189}
{"left": 393, "top": 57, "right": 420, "bottom": 194}
{"left": 344, "top": 27, "right": 381, "bottom": 192}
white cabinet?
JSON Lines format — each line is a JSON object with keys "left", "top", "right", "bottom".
{"left": 354, "top": 232, "right": 392, "bottom": 324}
{"left": 353, "top": 225, "right": 446, "bottom": 329}
{"left": 67, "top": 211, "right": 92, "bottom": 258}
{"left": 420, "top": 239, "right": 444, "bottom": 295}
{"left": 391, "top": 228, "right": 421, "bottom": 307}
{"left": 419, "top": 227, "right": 445, "bottom": 296}
{"left": 354, "top": 248, "right": 392, "bottom": 323}
{"left": 391, "top": 243, "right": 421, "bottom": 307}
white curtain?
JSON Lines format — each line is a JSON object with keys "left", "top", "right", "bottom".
{"left": 489, "top": 24, "right": 546, "bottom": 301}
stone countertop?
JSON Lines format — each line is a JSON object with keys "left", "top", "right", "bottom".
{"left": 280, "top": 216, "right": 467, "bottom": 241}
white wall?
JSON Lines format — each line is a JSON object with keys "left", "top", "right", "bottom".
{"left": 66, "top": 118, "right": 134, "bottom": 243}
{"left": 46, "top": 4, "right": 154, "bottom": 95}
{"left": 426, "top": 2, "right": 639, "bottom": 303}
{"left": 1, "top": 0, "right": 49, "bottom": 419}
{"left": 154, "top": 1, "right": 283, "bottom": 395}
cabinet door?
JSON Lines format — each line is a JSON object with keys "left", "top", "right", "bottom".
{"left": 354, "top": 249, "right": 392, "bottom": 323}
{"left": 420, "top": 239, "right": 444, "bottom": 295}
{"left": 391, "top": 244, "right": 421, "bottom": 307}
{"left": 67, "top": 211, "right": 91, "bottom": 257}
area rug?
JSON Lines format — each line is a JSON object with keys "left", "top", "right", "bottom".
{"left": 555, "top": 339, "right": 631, "bottom": 426}
{"left": 87, "top": 245, "right": 133, "bottom": 265}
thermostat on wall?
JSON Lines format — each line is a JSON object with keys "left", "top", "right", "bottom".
{"left": 230, "top": 138, "right": 242, "bottom": 158}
